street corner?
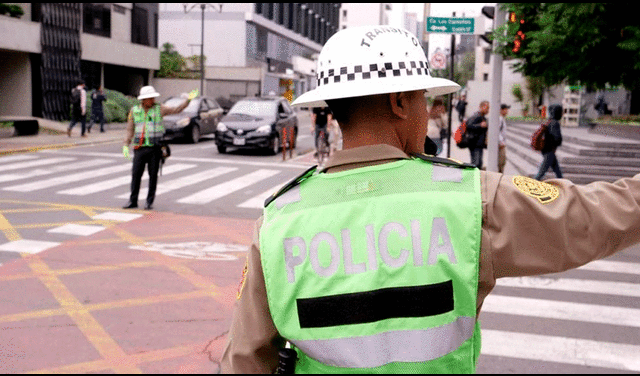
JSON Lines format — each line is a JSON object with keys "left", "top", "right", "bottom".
{"left": 0, "top": 209, "right": 253, "bottom": 374}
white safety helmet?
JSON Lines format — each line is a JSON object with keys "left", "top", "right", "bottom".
{"left": 292, "top": 26, "right": 460, "bottom": 108}
{"left": 137, "top": 85, "right": 161, "bottom": 100}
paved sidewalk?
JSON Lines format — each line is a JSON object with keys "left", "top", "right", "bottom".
{"left": 0, "top": 118, "right": 128, "bottom": 156}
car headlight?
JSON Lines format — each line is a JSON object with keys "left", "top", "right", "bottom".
{"left": 255, "top": 125, "right": 272, "bottom": 134}
{"left": 217, "top": 122, "right": 227, "bottom": 132}
{"left": 177, "top": 117, "right": 190, "bottom": 127}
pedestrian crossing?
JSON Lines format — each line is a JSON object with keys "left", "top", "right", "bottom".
{"left": 1, "top": 152, "right": 639, "bottom": 372}
{"left": 0, "top": 152, "right": 298, "bottom": 210}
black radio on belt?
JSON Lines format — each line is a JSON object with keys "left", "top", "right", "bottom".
{"left": 274, "top": 348, "right": 297, "bottom": 374}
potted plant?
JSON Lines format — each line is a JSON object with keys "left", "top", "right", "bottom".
{"left": 0, "top": 4, "right": 10, "bottom": 15}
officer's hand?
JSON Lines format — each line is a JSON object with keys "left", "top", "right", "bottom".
{"left": 188, "top": 89, "right": 199, "bottom": 101}
{"left": 122, "top": 145, "right": 131, "bottom": 160}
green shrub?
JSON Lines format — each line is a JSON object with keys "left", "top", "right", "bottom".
{"left": 74, "top": 88, "right": 138, "bottom": 123}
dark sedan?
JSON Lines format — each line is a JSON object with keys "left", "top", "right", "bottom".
{"left": 162, "top": 97, "right": 224, "bottom": 143}
{"left": 214, "top": 97, "right": 298, "bottom": 154}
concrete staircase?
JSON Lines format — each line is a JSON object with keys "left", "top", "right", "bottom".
{"left": 506, "top": 122, "right": 640, "bottom": 184}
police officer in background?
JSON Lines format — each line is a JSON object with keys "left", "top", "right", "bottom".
{"left": 122, "top": 86, "right": 198, "bottom": 210}
{"left": 221, "top": 26, "right": 640, "bottom": 373}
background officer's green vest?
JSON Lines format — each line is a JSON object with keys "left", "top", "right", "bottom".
{"left": 261, "top": 158, "right": 482, "bottom": 373}
{"left": 132, "top": 104, "right": 164, "bottom": 147}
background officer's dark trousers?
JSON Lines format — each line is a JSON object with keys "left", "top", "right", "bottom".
{"left": 129, "top": 145, "right": 161, "bottom": 206}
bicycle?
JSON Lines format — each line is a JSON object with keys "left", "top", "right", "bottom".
{"left": 315, "top": 129, "right": 330, "bottom": 166}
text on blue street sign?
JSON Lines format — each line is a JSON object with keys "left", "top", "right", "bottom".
{"left": 426, "top": 17, "right": 475, "bottom": 34}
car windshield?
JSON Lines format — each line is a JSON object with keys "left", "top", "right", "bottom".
{"left": 229, "top": 100, "right": 276, "bottom": 118}
{"left": 163, "top": 97, "right": 200, "bottom": 113}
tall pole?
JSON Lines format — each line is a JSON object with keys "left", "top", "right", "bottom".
{"left": 446, "top": 20, "right": 455, "bottom": 158}
{"left": 486, "top": 6, "right": 506, "bottom": 172}
{"left": 200, "top": 4, "right": 205, "bottom": 95}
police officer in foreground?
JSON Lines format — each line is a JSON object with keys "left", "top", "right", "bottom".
{"left": 221, "top": 26, "right": 640, "bottom": 373}
{"left": 122, "top": 86, "right": 198, "bottom": 210}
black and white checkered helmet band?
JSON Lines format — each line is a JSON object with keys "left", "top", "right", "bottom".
{"left": 317, "top": 61, "right": 432, "bottom": 87}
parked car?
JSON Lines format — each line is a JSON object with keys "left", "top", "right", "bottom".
{"left": 162, "top": 96, "right": 224, "bottom": 143}
{"left": 215, "top": 96, "right": 298, "bottom": 154}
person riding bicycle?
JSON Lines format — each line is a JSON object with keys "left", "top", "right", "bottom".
{"left": 311, "top": 106, "right": 332, "bottom": 157}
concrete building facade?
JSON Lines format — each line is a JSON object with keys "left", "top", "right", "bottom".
{"left": 0, "top": 3, "right": 160, "bottom": 120}
{"left": 157, "top": 3, "right": 341, "bottom": 104}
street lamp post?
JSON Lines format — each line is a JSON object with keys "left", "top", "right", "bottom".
{"left": 183, "top": 3, "right": 223, "bottom": 95}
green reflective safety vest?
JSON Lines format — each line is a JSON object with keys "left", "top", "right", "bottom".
{"left": 260, "top": 157, "right": 482, "bottom": 374}
{"left": 131, "top": 104, "right": 164, "bottom": 147}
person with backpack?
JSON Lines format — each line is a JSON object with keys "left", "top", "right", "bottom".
{"left": 67, "top": 80, "right": 87, "bottom": 137}
{"left": 88, "top": 86, "right": 107, "bottom": 133}
{"left": 465, "top": 100, "right": 490, "bottom": 169}
{"left": 534, "top": 104, "right": 563, "bottom": 180}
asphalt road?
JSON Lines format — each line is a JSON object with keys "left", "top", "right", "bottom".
{"left": 0, "top": 126, "right": 639, "bottom": 373}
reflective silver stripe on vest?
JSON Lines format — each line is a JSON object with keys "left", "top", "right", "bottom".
{"left": 275, "top": 185, "right": 301, "bottom": 209}
{"left": 291, "top": 316, "right": 475, "bottom": 369}
{"left": 432, "top": 165, "right": 463, "bottom": 183}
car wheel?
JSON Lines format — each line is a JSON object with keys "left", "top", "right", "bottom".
{"left": 271, "top": 134, "right": 280, "bottom": 155}
{"left": 189, "top": 124, "right": 200, "bottom": 144}
{"left": 217, "top": 144, "right": 226, "bottom": 154}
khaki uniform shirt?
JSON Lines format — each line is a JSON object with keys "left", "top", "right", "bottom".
{"left": 221, "top": 144, "right": 640, "bottom": 374}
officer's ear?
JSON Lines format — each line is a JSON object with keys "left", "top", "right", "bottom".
{"left": 388, "top": 92, "right": 409, "bottom": 120}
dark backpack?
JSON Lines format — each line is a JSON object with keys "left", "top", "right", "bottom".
{"left": 71, "top": 88, "right": 81, "bottom": 108}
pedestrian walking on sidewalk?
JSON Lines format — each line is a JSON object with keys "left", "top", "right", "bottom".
{"left": 68, "top": 80, "right": 87, "bottom": 137}
{"left": 88, "top": 86, "right": 106, "bottom": 133}
{"left": 222, "top": 25, "right": 640, "bottom": 374}
{"left": 466, "top": 100, "right": 490, "bottom": 169}
{"left": 122, "top": 86, "right": 198, "bottom": 210}
{"left": 426, "top": 97, "right": 446, "bottom": 155}
{"left": 534, "top": 104, "right": 563, "bottom": 180}
{"left": 498, "top": 104, "right": 510, "bottom": 173}
{"left": 455, "top": 93, "right": 467, "bottom": 123}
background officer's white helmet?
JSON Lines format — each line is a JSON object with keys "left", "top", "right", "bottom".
{"left": 292, "top": 26, "right": 460, "bottom": 108}
{"left": 138, "top": 85, "right": 161, "bottom": 100}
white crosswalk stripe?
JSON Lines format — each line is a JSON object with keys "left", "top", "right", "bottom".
{"left": 57, "top": 163, "right": 197, "bottom": 195}
{"left": 115, "top": 166, "right": 238, "bottom": 199}
{"left": 0, "top": 157, "right": 75, "bottom": 172}
{"left": 177, "top": 169, "right": 281, "bottom": 204}
{"left": 0, "top": 158, "right": 111, "bottom": 183}
{"left": 0, "top": 154, "right": 38, "bottom": 165}
{"left": 3, "top": 162, "right": 132, "bottom": 192}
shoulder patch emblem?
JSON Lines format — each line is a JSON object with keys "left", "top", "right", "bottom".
{"left": 237, "top": 256, "right": 249, "bottom": 300}
{"left": 512, "top": 176, "right": 559, "bottom": 204}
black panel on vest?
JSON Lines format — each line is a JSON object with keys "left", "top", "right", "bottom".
{"left": 296, "top": 280, "right": 454, "bottom": 328}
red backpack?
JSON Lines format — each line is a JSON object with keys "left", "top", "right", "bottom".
{"left": 530, "top": 120, "right": 550, "bottom": 151}
{"left": 454, "top": 119, "right": 469, "bottom": 148}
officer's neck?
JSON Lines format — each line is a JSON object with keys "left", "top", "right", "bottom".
{"left": 341, "top": 122, "right": 413, "bottom": 154}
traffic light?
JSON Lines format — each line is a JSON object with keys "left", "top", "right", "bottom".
{"left": 480, "top": 6, "right": 495, "bottom": 44}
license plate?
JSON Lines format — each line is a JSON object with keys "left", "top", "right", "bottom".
{"left": 233, "top": 137, "right": 245, "bottom": 146}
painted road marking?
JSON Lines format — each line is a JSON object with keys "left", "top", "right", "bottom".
{"left": 0, "top": 156, "right": 75, "bottom": 172}
{"left": 57, "top": 163, "right": 197, "bottom": 195}
{"left": 0, "top": 239, "right": 60, "bottom": 254}
{"left": 92, "top": 211, "right": 143, "bottom": 222}
{"left": 3, "top": 163, "right": 131, "bottom": 192}
{"left": 483, "top": 294, "right": 640, "bottom": 328}
{"left": 578, "top": 259, "right": 640, "bottom": 275}
{"left": 0, "top": 159, "right": 110, "bottom": 184}
{"left": 0, "top": 154, "right": 38, "bottom": 164}
{"left": 129, "top": 241, "right": 246, "bottom": 261}
{"left": 497, "top": 276, "right": 640, "bottom": 298}
{"left": 116, "top": 166, "right": 238, "bottom": 199}
{"left": 237, "top": 183, "right": 284, "bottom": 209}
{"left": 47, "top": 223, "right": 106, "bottom": 236}
{"left": 177, "top": 169, "right": 281, "bottom": 204}
{"left": 482, "top": 329, "right": 640, "bottom": 372}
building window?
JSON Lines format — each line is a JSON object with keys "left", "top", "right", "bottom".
{"left": 483, "top": 73, "right": 489, "bottom": 81}
{"left": 484, "top": 49, "right": 491, "bottom": 64}
{"left": 131, "top": 4, "right": 158, "bottom": 47}
{"left": 83, "top": 3, "right": 111, "bottom": 38}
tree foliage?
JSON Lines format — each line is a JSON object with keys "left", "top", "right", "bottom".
{"left": 158, "top": 42, "right": 187, "bottom": 78}
{"left": 493, "top": 3, "right": 640, "bottom": 91}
